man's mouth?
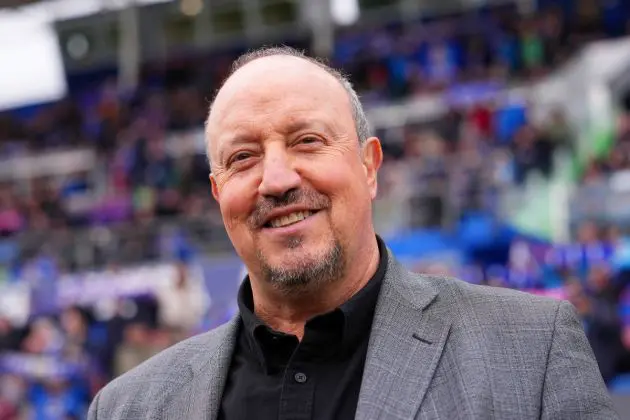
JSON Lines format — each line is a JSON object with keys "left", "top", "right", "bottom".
{"left": 264, "top": 210, "right": 317, "bottom": 228}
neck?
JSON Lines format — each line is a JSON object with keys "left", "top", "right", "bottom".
{"left": 250, "top": 236, "right": 380, "bottom": 340}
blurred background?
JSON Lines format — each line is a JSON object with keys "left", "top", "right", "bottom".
{"left": 1, "top": 0, "right": 630, "bottom": 418}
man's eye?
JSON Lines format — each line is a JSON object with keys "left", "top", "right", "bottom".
{"left": 228, "top": 152, "right": 253, "bottom": 166}
{"left": 299, "top": 136, "right": 321, "bottom": 145}
{"left": 232, "top": 152, "right": 252, "bottom": 162}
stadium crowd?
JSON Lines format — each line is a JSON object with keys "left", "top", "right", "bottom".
{"left": 1, "top": 2, "right": 630, "bottom": 418}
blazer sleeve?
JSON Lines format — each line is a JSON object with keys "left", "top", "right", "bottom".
{"left": 540, "top": 300, "right": 620, "bottom": 419}
{"left": 87, "top": 389, "right": 102, "bottom": 420}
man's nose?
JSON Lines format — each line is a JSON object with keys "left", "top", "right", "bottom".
{"left": 258, "top": 151, "right": 301, "bottom": 198}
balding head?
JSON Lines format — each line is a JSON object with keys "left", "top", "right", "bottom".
{"left": 205, "top": 46, "right": 370, "bottom": 170}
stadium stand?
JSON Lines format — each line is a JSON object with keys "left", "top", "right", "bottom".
{"left": 1, "top": 0, "right": 630, "bottom": 418}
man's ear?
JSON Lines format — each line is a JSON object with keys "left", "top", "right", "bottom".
{"left": 361, "top": 137, "right": 383, "bottom": 200}
{"left": 210, "top": 173, "right": 220, "bottom": 201}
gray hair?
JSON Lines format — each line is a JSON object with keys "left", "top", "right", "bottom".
{"left": 206, "top": 46, "right": 371, "bottom": 170}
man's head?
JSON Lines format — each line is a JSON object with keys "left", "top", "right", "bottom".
{"left": 206, "top": 46, "right": 382, "bottom": 296}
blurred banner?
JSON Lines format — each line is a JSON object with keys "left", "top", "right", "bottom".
{"left": 15, "top": 240, "right": 585, "bottom": 320}
{"left": 0, "top": 352, "right": 88, "bottom": 381}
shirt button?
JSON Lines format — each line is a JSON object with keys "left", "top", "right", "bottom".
{"left": 294, "top": 372, "right": 308, "bottom": 383}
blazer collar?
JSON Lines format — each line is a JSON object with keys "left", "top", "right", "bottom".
{"left": 165, "top": 317, "right": 240, "bottom": 420}
{"left": 355, "top": 249, "right": 453, "bottom": 420}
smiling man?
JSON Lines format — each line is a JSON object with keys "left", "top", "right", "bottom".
{"left": 206, "top": 48, "right": 382, "bottom": 343}
{"left": 88, "top": 47, "right": 618, "bottom": 420}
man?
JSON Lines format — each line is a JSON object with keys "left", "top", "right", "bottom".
{"left": 88, "top": 47, "right": 618, "bottom": 419}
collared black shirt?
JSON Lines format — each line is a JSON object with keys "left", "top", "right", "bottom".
{"left": 218, "top": 236, "right": 387, "bottom": 420}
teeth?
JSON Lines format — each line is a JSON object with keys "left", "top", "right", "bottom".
{"left": 270, "top": 211, "right": 313, "bottom": 228}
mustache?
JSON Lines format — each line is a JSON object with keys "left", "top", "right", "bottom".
{"left": 249, "top": 189, "right": 330, "bottom": 228}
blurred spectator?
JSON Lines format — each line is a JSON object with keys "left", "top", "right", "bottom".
{"left": 0, "top": 317, "right": 25, "bottom": 353}
{"left": 543, "top": 107, "right": 572, "bottom": 153}
{"left": 113, "top": 323, "right": 163, "bottom": 377}
{"left": 155, "top": 262, "right": 210, "bottom": 339}
{"left": 0, "top": 375, "right": 26, "bottom": 420}
{"left": 566, "top": 279, "right": 590, "bottom": 318}
{"left": 511, "top": 124, "right": 538, "bottom": 184}
{"left": 584, "top": 264, "right": 625, "bottom": 383}
{"left": 577, "top": 220, "right": 601, "bottom": 245}
{"left": 519, "top": 18, "right": 545, "bottom": 77}
{"left": 0, "top": 185, "right": 23, "bottom": 237}
{"left": 29, "top": 377, "right": 87, "bottom": 420}
{"left": 59, "top": 307, "right": 93, "bottom": 364}
{"left": 21, "top": 318, "right": 64, "bottom": 356}
{"left": 511, "top": 123, "right": 555, "bottom": 184}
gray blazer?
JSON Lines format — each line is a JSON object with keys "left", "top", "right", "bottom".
{"left": 88, "top": 252, "right": 619, "bottom": 419}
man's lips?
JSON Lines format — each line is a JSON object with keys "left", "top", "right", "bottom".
{"left": 260, "top": 206, "right": 321, "bottom": 229}
{"left": 265, "top": 210, "right": 320, "bottom": 229}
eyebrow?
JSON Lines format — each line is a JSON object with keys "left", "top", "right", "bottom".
{"left": 217, "top": 134, "right": 259, "bottom": 164}
{"left": 280, "top": 118, "right": 335, "bottom": 137}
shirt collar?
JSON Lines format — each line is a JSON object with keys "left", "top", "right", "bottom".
{"left": 237, "top": 235, "right": 388, "bottom": 366}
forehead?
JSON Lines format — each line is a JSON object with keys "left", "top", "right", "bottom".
{"left": 207, "top": 56, "right": 354, "bottom": 150}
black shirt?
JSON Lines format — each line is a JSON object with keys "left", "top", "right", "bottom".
{"left": 218, "top": 236, "right": 387, "bottom": 420}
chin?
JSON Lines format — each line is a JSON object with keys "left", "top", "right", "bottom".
{"left": 264, "top": 229, "right": 327, "bottom": 252}
{"left": 257, "top": 235, "right": 345, "bottom": 292}
{"left": 262, "top": 237, "right": 326, "bottom": 266}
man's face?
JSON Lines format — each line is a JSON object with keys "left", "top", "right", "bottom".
{"left": 207, "top": 56, "right": 381, "bottom": 293}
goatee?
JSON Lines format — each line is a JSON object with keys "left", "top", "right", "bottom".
{"left": 258, "top": 237, "right": 345, "bottom": 295}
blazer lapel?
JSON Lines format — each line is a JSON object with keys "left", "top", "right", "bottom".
{"left": 356, "top": 253, "right": 452, "bottom": 420}
{"left": 163, "top": 316, "right": 240, "bottom": 420}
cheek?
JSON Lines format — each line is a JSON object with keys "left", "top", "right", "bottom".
{"left": 218, "top": 181, "right": 255, "bottom": 230}
{"left": 312, "top": 162, "right": 370, "bottom": 225}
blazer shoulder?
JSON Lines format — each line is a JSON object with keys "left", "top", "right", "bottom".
{"left": 96, "top": 320, "right": 236, "bottom": 405}
{"left": 417, "top": 273, "right": 562, "bottom": 325}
